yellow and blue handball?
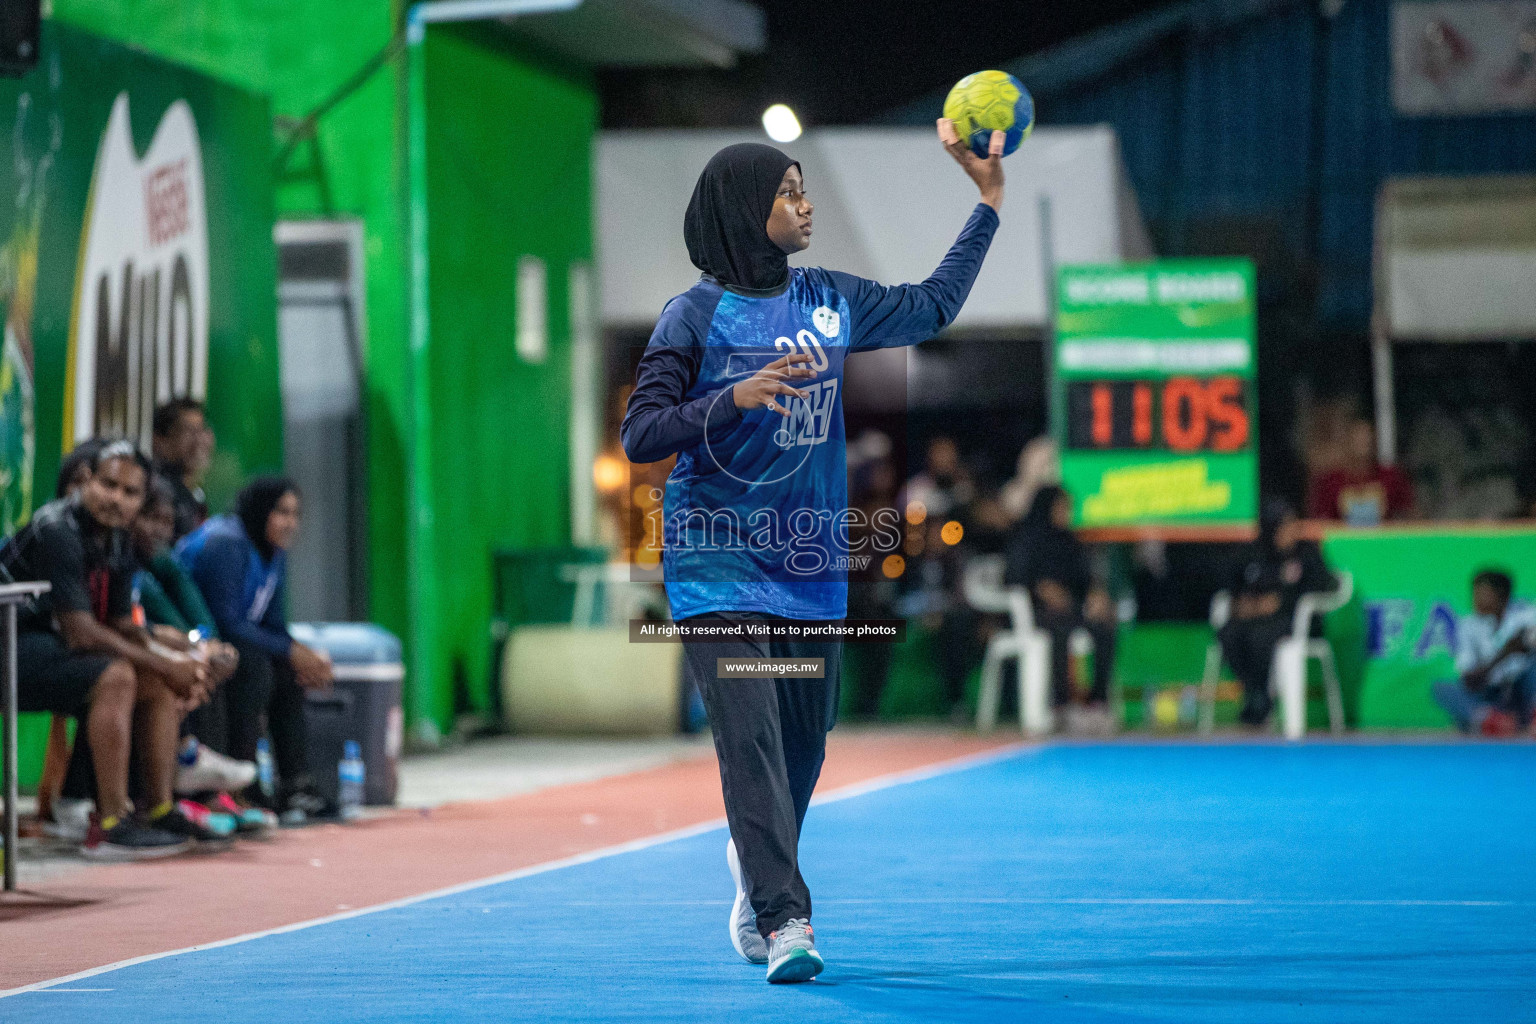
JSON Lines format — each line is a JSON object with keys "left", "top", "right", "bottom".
{"left": 943, "top": 70, "right": 1034, "bottom": 158}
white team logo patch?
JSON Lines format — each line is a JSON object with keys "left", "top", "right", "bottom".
{"left": 812, "top": 306, "right": 840, "bottom": 338}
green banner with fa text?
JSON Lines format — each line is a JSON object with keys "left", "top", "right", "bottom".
{"left": 1320, "top": 527, "right": 1536, "bottom": 729}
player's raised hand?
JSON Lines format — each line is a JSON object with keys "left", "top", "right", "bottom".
{"left": 733, "top": 351, "right": 817, "bottom": 417}
{"left": 938, "top": 118, "right": 1004, "bottom": 212}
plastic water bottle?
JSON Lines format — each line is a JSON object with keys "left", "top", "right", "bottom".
{"left": 1178, "top": 685, "right": 1199, "bottom": 727}
{"left": 255, "top": 737, "right": 275, "bottom": 800}
{"left": 338, "top": 741, "right": 366, "bottom": 822}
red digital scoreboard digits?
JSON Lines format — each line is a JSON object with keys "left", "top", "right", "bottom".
{"left": 1067, "top": 376, "right": 1250, "bottom": 453}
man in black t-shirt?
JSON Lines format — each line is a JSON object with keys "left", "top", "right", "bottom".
{"left": 3, "top": 441, "right": 221, "bottom": 858}
{"left": 150, "top": 399, "right": 211, "bottom": 541}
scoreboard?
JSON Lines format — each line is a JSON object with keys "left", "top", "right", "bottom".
{"left": 1053, "top": 260, "right": 1257, "bottom": 531}
{"left": 1064, "top": 377, "right": 1250, "bottom": 453}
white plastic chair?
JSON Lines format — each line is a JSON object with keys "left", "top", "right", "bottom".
{"left": 963, "top": 556, "right": 1053, "bottom": 736}
{"left": 1197, "top": 591, "right": 1234, "bottom": 736}
{"left": 1198, "top": 570, "right": 1353, "bottom": 740}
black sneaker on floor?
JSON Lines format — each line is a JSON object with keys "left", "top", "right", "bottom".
{"left": 150, "top": 805, "right": 236, "bottom": 850}
{"left": 277, "top": 786, "right": 333, "bottom": 827}
{"left": 81, "top": 816, "right": 194, "bottom": 862}
{"left": 239, "top": 781, "right": 280, "bottom": 813}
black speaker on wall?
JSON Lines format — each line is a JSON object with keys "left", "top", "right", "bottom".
{"left": 0, "top": 0, "right": 40, "bottom": 78}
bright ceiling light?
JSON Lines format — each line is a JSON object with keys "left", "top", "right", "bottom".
{"left": 762, "top": 104, "right": 802, "bottom": 143}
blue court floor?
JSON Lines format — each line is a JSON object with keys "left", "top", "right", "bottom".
{"left": 6, "top": 742, "right": 1534, "bottom": 1023}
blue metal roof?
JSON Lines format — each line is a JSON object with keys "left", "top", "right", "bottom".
{"left": 886, "top": 0, "right": 1536, "bottom": 333}
{"left": 884, "top": 0, "right": 1304, "bottom": 122}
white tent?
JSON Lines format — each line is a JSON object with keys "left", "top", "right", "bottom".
{"left": 596, "top": 125, "right": 1151, "bottom": 331}
{"left": 1371, "top": 176, "right": 1536, "bottom": 460}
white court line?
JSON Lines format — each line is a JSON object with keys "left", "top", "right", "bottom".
{"left": 462, "top": 897, "right": 1523, "bottom": 909}
{"left": 812, "top": 897, "right": 1520, "bottom": 907}
{"left": 1, "top": 740, "right": 1028, "bottom": 1000}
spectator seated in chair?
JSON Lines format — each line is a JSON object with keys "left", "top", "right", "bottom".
{"left": 130, "top": 476, "right": 255, "bottom": 800}
{"left": 177, "top": 477, "right": 335, "bottom": 823}
{"left": 1307, "top": 419, "right": 1414, "bottom": 526}
{"left": 1003, "top": 485, "right": 1116, "bottom": 723}
{"left": 2, "top": 440, "right": 227, "bottom": 858}
{"left": 899, "top": 436, "right": 981, "bottom": 716}
{"left": 151, "top": 398, "right": 212, "bottom": 541}
{"left": 32, "top": 438, "right": 108, "bottom": 834}
{"left": 1218, "top": 500, "right": 1335, "bottom": 728}
{"left": 1432, "top": 569, "right": 1536, "bottom": 738}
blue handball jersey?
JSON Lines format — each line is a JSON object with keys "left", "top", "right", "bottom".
{"left": 622, "top": 203, "right": 999, "bottom": 621}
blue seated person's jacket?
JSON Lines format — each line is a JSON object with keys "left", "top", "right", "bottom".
{"left": 175, "top": 513, "right": 292, "bottom": 658}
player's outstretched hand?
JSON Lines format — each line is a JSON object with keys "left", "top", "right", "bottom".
{"left": 938, "top": 118, "right": 1004, "bottom": 213}
{"left": 733, "top": 352, "right": 817, "bottom": 417}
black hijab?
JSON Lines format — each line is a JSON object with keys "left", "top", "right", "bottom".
{"left": 235, "top": 475, "right": 298, "bottom": 562}
{"left": 684, "top": 143, "right": 799, "bottom": 293}
{"left": 1233, "top": 497, "right": 1331, "bottom": 607}
{"left": 1256, "top": 498, "right": 1295, "bottom": 557}
{"left": 1019, "top": 485, "right": 1065, "bottom": 534}
{"left": 1005, "top": 485, "right": 1089, "bottom": 602}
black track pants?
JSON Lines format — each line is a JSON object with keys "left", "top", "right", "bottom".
{"left": 186, "top": 640, "right": 311, "bottom": 787}
{"left": 681, "top": 612, "right": 840, "bottom": 939}
{"left": 1218, "top": 614, "right": 1290, "bottom": 724}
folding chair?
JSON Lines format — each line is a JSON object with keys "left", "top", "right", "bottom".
{"left": 963, "top": 556, "right": 1053, "bottom": 736}
{"left": 1199, "top": 571, "right": 1353, "bottom": 739}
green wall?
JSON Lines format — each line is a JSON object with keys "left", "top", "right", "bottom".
{"left": 50, "top": 3, "right": 596, "bottom": 735}
{"left": 51, "top": 0, "right": 414, "bottom": 691}
{"left": 420, "top": 27, "right": 595, "bottom": 724}
{"left": 1321, "top": 527, "right": 1536, "bottom": 729}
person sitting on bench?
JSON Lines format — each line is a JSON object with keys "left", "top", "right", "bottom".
{"left": 4, "top": 441, "right": 224, "bottom": 857}
{"left": 1433, "top": 569, "right": 1535, "bottom": 737}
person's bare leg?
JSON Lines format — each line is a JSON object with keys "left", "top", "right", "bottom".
{"left": 86, "top": 661, "right": 138, "bottom": 819}
{"left": 36, "top": 714, "right": 71, "bottom": 821}
{"left": 133, "top": 671, "right": 184, "bottom": 811}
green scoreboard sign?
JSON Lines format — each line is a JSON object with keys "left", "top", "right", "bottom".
{"left": 1053, "top": 259, "right": 1257, "bottom": 531}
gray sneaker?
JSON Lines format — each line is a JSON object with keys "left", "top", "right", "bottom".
{"left": 765, "top": 918, "right": 824, "bottom": 983}
{"left": 726, "top": 838, "right": 768, "bottom": 964}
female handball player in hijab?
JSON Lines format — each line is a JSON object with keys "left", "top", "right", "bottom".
{"left": 622, "top": 120, "right": 1005, "bottom": 983}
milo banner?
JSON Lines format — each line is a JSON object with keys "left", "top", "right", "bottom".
{"left": 1053, "top": 260, "right": 1257, "bottom": 531}
{"left": 0, "top": 21, "right": 280, "bottom": 535}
